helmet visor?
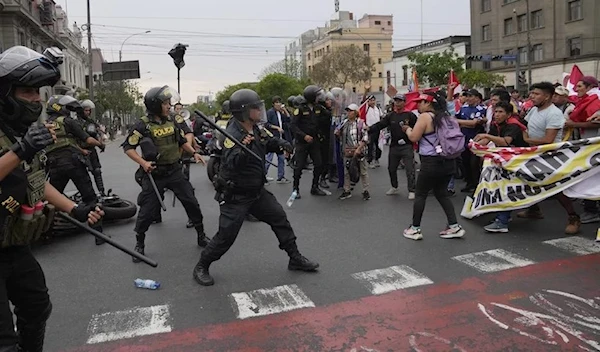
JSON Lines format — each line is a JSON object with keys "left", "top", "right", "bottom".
{"left": 157, "top": 86, "right": 181, "bottom": 106}
{"left": 244, "top": 100, "right": 267, "bottom": 124}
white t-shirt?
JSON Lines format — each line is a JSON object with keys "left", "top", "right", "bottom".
{"left": 365, "top": 106, "right": 382, "bottom": 126}
{"left": 525, "top": 104, "right": 565, "bottom": 143}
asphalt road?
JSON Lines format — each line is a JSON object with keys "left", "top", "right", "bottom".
{"left": 33, "top": 138, "right": 600, "bottom": 351}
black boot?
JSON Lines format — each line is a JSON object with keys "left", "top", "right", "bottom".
{"left": 311, "top": 186, "right": 326, "bottom": 196}
{"left": 193, "top": 260, "right": 214, "bottom": 286}
{"left": 196, "top": 225, "right": 211, "bottom": 247}
{"left": 132, "top": 233, "right": 145, "bottom": 263}
{"left": 288, "top": 254, "right": 320, "bottom": 271}
{"left": 186, "top": 220, "right": 194, "bottom": 228}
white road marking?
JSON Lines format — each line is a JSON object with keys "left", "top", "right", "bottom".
{"left": 86, "top": 305, "right": 172, "bottom": 344}
{"left": 230, "top": 284, "right": 315, "bottom": 320}
{"left": 351, "top": 265, "right": 433, "bottom": 295}
{"left": 452, "top": 249, "right": 535, "bottom": 273}
{"left": 543, "top": 236, "right": 600, "bottom": 255}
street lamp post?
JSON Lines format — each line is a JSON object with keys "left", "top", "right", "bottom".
{"left": 119, "top": 30, "right": 151, "bottom": 62}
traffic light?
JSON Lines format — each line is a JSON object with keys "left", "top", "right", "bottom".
{"left": 518, "top": 70, "right": 527, "bottom": 88}
{"left": 169, "top": 43, "right": 189, "bottom": 69}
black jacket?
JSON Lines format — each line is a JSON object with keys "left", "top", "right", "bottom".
{"left": 290, "top": 104, "right": 321, "bottom": 143}
{"left": 369, "top": 110, "right": 417, "bottom": 147}
{"left": 219, "top": 119, "right": 291, "bottom": 193}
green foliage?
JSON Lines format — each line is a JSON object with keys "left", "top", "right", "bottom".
{"left": 310, "top": 45, "right": 374, "bottom": 88}
{"left": 215, "top": 82, "right": 257, "bottom": 107}
{"left": 188, "top": 101, "right": 219, "bottom": 116}
{"left": 78, "top": 80, "right": 143, "bottom": 125}
{"left": 259, "top": 58, "right": 305, "bottom": 80}
{"left": 255, "top": 73, "right": 305, "bottom": 109}
{"left": 458, "top": 70, "right": 506, "bottom": 89}
{"left": 408, "top": 49, "right": 465, "bottom": 87}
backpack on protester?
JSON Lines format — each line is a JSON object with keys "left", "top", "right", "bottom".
{"left": 425, "top": 112, "right": 465, "bottom": 159}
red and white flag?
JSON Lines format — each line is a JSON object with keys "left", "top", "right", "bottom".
{"left": 562, "top": 64, "right": 584, "bottom": 98}
{"left": 448, "top": 69, "right": 463, "bottom": 95}
{"left": 358, "top": 101, "right": 368, "bottom": 122}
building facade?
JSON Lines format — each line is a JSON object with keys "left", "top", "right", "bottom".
{"left": 0, "top": 0, "right": 89, "bottom": 100}
{"left": 384, "top": 36, "right": 471, "bottom": 96}
{"left": 470, "top": 0, "right": 600, "bottom": 89}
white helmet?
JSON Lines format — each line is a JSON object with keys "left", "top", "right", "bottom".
{"left": 80, "top": 99, "right": 95, "bottom": 109}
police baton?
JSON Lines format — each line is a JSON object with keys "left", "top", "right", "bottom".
{"left": 147, "top": 166, "right": 167, "bottom": 211}
{"left": 56, "top": 212, "right": 158, "bottom": 268}
{"left": 193, "top": 110, "right": 277, "bottom": 167}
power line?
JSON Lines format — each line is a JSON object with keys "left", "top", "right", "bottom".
{"left": 92, "top": 23, "right": 298, "bottom": 39}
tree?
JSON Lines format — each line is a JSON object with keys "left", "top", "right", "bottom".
{"left": 458, "top": 70, "right": 506, "bottom": 89}
{"left": 78, "top": 80, "right": 143, "bottom": 127}
{"left": 258, "top": 58, "right": 304, "bottom": 80}
{"left": 188, "top": 101, "right": 219, "bottom": 116}
{"left": 255, "top": 73, "right": 305, "bottom": 109}
{"left": 310, "top": 45, "right": 374, "bottom": 88}
{"left": 215, "top": 82, "right": 257, "bottom": 107}
{"left": 408, "top": 49, "right": 465, "bottom": 87}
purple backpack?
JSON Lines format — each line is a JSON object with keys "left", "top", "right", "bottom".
{"left": 426, "top": 113, "right": 465, "bottom": 159}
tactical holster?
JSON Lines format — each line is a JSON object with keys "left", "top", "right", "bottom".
{"left": 0, "top": 205, "right": 55, "bottom": 248}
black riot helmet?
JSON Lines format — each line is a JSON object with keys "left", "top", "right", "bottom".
{"left": 222, "top": 100, "right": 230, "bottom": 115}
{"left": 293, "top": 95, "right": 306, "bottom": 107}
{"left": 0, "top": 46, "right": 63, "bottom": 136}
{"left": 303, "top": 85, "right": 325, "bottom": 104}
{"left": 46, "top": 95, "right": 82, "bottom": 117}
{"left": 144, "top": 85, "right": 181, "bottom": 117}
{"left": 287, "top": 96, "right": 295, "bottom": 107}
{"left": 229, "top": 89, "right": 266, "bottom": 123}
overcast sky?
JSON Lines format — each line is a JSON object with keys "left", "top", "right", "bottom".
{"left": 56, "top": 0, "right": 470, "bottom": 103}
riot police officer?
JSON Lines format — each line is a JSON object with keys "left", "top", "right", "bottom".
{"left": 290, "top": 85, "right": 327, "bottom": 197}
{"left": 171, "top": 103, "right": 197, "bottom": 228}
{"left": 45, "top": 95, "right": 105, "bottom": 245}
{"left": 0, "top": 45, "right": 103, "bottom": 352}
{"left": 78, "top": 99, "right": 106, "bottom": 195}
{"left": 122, "top": 86, "right": 209, "bottom": 263}
{"left": 193, "top": 88, "right": 319, "bottom": 286}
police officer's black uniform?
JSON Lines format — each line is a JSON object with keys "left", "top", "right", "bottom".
{"left": 316, "top": 92, "right": 334, "bottom": 189}
{"left": 77, "top": 103, "right": 106, "bottom": 195}
{"left": 290, "top": 85, "right": 328, "bottom": 197}
{"left": 123, "top": 86, "right": 210, "bottom": 263}
{"left": 0, "top": 45, "right": 103, "bottom": 352}
{"left": 193, "top": 88, "right": 319, "bottom": 286}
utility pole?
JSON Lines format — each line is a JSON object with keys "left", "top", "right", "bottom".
{"left": 514, "top": 9, "right": 520, "bottom": 92}
{"left": 86, "top": 0, "right": 93, "bottom": 100}
{"left": 525, "top": 0, "right": 532, "bottom": 86}
{"left": 420, "top": 0, "right": 424, "bottom": 45}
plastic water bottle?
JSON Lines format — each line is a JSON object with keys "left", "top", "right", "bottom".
{"left": 134, "top": 278, "right": 160, "bottom": 290}
{"left": 286, "top": 190, "right": 298, "bottom": 208}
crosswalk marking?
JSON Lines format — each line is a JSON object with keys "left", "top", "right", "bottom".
{"left": 543, "top": 236, "right": 600, "bottom": 255}
{"left": 86, "top": 305, "right": 172, "bottom": 344}
{"left": 351, "top": 265, "right": 434, "bottom": 295}
{"left": 229, "top": 284, "right": 315, "bottom": 320}
{"left": 452, "top": 249, "right": 535, "bottom": 273}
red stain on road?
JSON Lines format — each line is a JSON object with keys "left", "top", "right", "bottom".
{"left": 66, "top": 254, "right": 600, "bottom": 352}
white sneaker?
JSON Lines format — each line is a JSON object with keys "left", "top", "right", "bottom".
{"left": 439, "top": 225, "right": 465, "bottom": 239}
{"left": 408, "top": 192, "right": 415, "bottom": 200}
{"left": 266, "top": 177, "right": 274, "bottom": 181}
{"left": 386, "top": 187, "right": 399, "bottom": 195}
{"left": 403, "top": 227, "right": 423, "bottom": 240}
{"left": 368, "top": 162, "right": 376, "bottom": 169}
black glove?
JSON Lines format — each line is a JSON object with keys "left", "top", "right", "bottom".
{"left": 280, "top": 140, "right": 293, "bottom": 154}
{"left": 70, "top": 203, "right": 99, "bottom": 223}
{"left": 98, "top": 143, "right": 106, "bottom": 152}
{"left": 11, "top": 123, "right": 54, "bottom": 162}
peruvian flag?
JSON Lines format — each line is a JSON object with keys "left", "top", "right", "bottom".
{"left": 448, "top": 69, "right": 463, "bottom": 95}
{"left": 403, "top": 87, "right": 441, "bottom": 113}
{"left": 562, "top": 65, "right": 584, "bottom": 99}
{"left": 358, "top": 101, "right": 368, "bottom": 122}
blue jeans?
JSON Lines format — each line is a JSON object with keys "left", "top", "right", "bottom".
{"left": 447, "top": 176, "right": 455, "bottom": 191}
{"left": 265, "top": 152, "right": 286, "bottom": 180}
{"left": 496, "top": 211, "right": 511, "bottom": 225}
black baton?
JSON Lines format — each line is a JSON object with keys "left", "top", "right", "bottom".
{"left": 194, "top": 110, "right": 277, "bottom": 167}
{"left": 57, "top": 212, "right": 158, "bottom": 268}
{"left": 147, "top": 169, "right": 167, "bottom": 211}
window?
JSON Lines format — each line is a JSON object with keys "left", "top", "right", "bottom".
{"left": 377, "top": 43, "right": 382, "bottom": 50}
{"left": 504, "top": 18, "right": 514, "bottom": 35}
{"left": 483, "top": 60, "right": 491, "bottom": 70}
{"left": 519, "top": 46, "right": 528, "bottom": 63}
{"left": 402, "top": 65, "right": 408, "bottom": 86}
{"left": 504, "top": 49, "right": 513, "bottom": 66}
{"left": 363, "top": 44, "right": 370, "bottom": 52}
{"left": 326, "top": 45, "right": 330, "bottom": 53}
{"left": 352, "top": 87, "right": 357, "bottom": 93}
{"left": 481, "top": 0, "right": 491, "bottom": 12}
{"left": 387, "top": 21, "right": 391, "bottom": 25}
{"left": 482, "top": 25, "right": 491, "bottom": 41}
{"left": 568, "top": 0, "right": 583, "bottom": 21}
{"left": 532, "top": 44, "right": 543, "bottom": 61}
{"left": 568, "top": 37, "right": 581, "bottom": 56}
{"left": 375, "top": 20, "right": 381, "bottom": 25}
{"left": 378, "top": 72, "right": 382, "bottom": 78}
{"left": 378, "top": 58, "right": 382, "bottom": 64}
{"left": 517, "top": 14, "right": 527, "bottom": 32}
{"left": 531, "top": 10, "right": 543, "bottom": 29}
{"left": 386, "top": 70, "right": 391, "bottom": 86}
{"left": 18, "top": 31, "right": 26, "bottom": 46}
{"left": 503, "top": 0, "right": 517, "bottom": 4}
{"left": 379, "top": 86, "right": 384, "bottom": 92}
{"left": 307, "top": 53, "right": 311, "bottom": 60}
